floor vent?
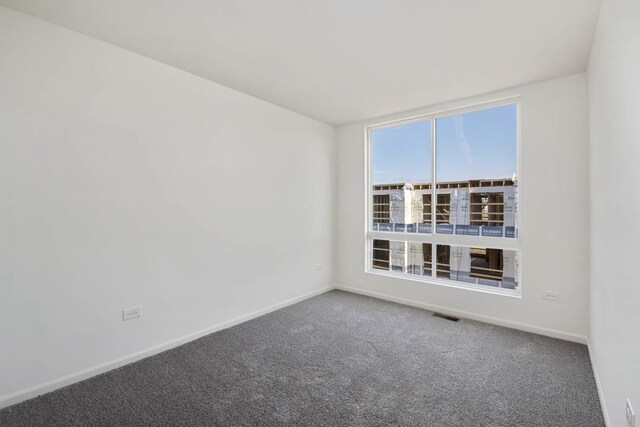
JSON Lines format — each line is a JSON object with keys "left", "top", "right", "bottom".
{"left": 432, "top": 312, "right": 460, "bottom": 322}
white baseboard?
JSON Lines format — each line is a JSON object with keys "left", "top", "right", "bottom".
{"left": 2, "top": 284, "right": 594, "bottom": 412}
{"left": 587, "top": 342, "right": 610, "bottom": 427}
{"left": 335, "top": 284, "right": 587, "bottom": 344}
{"left": 0, "top": 285, "right": 335, "bottom": 410}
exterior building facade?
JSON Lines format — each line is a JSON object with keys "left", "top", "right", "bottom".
{"left": 372, "top": 178, "right": 518, "bottom": 289}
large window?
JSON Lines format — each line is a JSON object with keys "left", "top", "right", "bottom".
{"left": 367, "top": 101, "right": 519, "bottom": 295}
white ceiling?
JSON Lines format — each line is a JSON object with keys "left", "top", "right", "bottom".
{"left": 1, "top": 0, "right": 602, "bottom": 125}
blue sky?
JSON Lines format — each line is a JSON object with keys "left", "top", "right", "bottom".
{"left": 372, "top": 104, "right": 517, "bottom": 184}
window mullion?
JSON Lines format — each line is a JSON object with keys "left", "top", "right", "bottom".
{"left": 431, "top": 117, "right": 437, "bottom": 277}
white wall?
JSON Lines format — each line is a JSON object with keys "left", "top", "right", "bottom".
{"left": 588, "top": 0, "right": 640, "bottom": 425}
{"left": 336, "top": 74, "right": 590, "bottom": 342}
{"left": 0, "top": 6, "right": 334, "bottom": 403}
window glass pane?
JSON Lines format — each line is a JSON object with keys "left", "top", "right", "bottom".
{"left": 436, "top": 245, "right": 518, "bottom": 290}
{"left": 372, "top": 239, "right": 432, "bottom": 276}
{"left": 435, "top": 104, "right": 517, "bottom": 238}
{"left": 371, "top": 121, "right": 431, "bottom": 233}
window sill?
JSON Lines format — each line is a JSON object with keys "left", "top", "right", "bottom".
{"left": 365, "top": 268, "right": 522, "bottom": 298}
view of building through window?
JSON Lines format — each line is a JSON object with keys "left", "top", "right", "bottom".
{"left": 368, "top": 103, "right": 519, "bottom": 292}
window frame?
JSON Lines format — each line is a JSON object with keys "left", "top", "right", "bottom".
{"left": 364, "top": 97, "right": 522, "bottom": 297}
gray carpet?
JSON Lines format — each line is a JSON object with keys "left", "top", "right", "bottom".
{"left": 0, "top": 290, "right": 604, "bottom": 426}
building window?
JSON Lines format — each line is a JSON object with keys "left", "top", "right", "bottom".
{"left": 373, "top": 195, "right": 390, "bottom": 223}
{"left": 372, "top": 239, "right": 390, "bottom": 270}
{"left": 367, "top": 102, "right": 519, "bottom": 295}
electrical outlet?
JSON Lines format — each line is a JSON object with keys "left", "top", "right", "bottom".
{"left": 122, "top": 306, "right": 142, "bottom": 321}
{"left": 542, "top": 290, "right": 559, "bottom": 301}
{"left": 627, "top": 399, "right": 635, "bottom": 427}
